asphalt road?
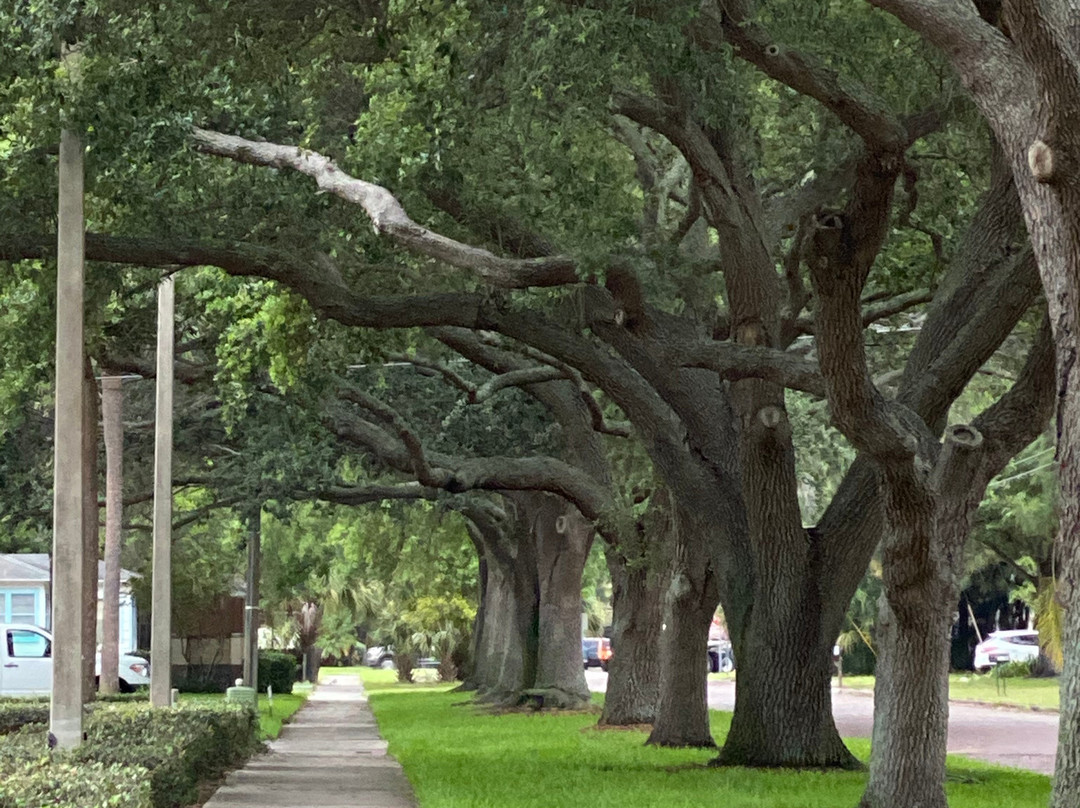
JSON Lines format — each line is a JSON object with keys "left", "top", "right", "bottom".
{"left": 584, "top": 670, "right": 1059, "bottom": 774}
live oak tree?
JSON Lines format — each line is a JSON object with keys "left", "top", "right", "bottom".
{"left": 0, "top": 0, "right": 1057, "bottom": 779}
{"left": 845, "top": 2, "right": 1080, "bottom": 806}
{"left": 180, "top": 4, "right": 1046, "bottom": 760}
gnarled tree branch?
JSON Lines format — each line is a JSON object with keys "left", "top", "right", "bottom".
{"left": 191, "top": 127, "right": 580, "bottom": 288}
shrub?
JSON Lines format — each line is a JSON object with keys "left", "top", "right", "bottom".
{"left": 992, "top": 659, "right": 1038, "bottom": 678}
{"left": 0, "top": 757, "right": 152, "bottom": 808}
{"left": 0, "top": 702, "right": 257, "bottom": 808}
{"left": 0, "top": 725, "right": 49, "bottom": 763}
{"left": 258, "top": 649, "right": 299, "bottom": 694}
{"left": 79, "top": 702, "right": 257, "bottom": 808}
{"left": 0, "top": 702, "right": 49, "bottom": 735}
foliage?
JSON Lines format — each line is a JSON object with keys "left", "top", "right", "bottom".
{"left": 258, "top": 649, "right": 299, "bottom": 695}
{"left": 407, "top": 594, "right": 476, "bottom": 682}
{"left": 992, "top": 660, "right": 1039, "bottom": 680}
{"left": 1034, "top": 578, "right": 1064, "bottom": 672}
{"left": 836, "top": 564, "right": 882, "bottom": 676}
{"left": 0, "top": 756, "right": 152, "bottom": 808}
{"left": 0, "top": 701, "right": 256, "bottom": 808}
{"left": 260, "top": 501, "right": 478, "bottom": 670}
{"left": 75, "top": 702, "right": 257, "bottom": 808}
{"left": 0, "top": 703, "right": 48, "bottom": 735}
{"left": 178, "top": 687, "right": 310, "bottom": 741}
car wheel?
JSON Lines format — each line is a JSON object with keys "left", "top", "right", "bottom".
{"left": 118, "top": 679, "right": 135, "bottom": 694}
{"left": 707, "top": 652, "right": 719, "bottom": 674}
{"left": 601, "top": 661, "right": 609, "bottom": 672}
{"left": 379, "top": 658, "right": 396, "bottom": 670}
{"left": 719, "top": 656, "right": 734, "bottom": 673}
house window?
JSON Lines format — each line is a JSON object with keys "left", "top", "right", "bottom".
{"left": 1, "top": 590, "right": 42, "bottom": 625}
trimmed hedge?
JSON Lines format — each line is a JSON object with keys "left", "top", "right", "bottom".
{"left": 0, "top": 757, "right": 152, "bottom": 808}
{"left": 258, "top": 650, "right": 299, "bottom": 695}
{"left": 0, "top": 702, "right": 49, "bottom": 736}
{"left": 78, "top": 702, "right": 258, "bottom": 808}
{"left": 0, "top": 701, "right": 258, "bottom": 808}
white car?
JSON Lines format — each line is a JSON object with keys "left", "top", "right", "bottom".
{"left": 0, "top": 622, "right": 150, "bottom": 695}
{"left": 973, "top": 629, "right": 1040, "bottom": 671}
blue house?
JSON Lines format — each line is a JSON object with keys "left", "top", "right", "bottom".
{"left": 0, "top": 553, "right": 138, "bottom": 653}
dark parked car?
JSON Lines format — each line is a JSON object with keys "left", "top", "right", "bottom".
{"left": 582, "top": 637, "right": 612, "bottom": 671}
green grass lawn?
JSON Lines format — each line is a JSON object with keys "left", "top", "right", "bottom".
{"left": 178, "top": 683, "right": 311, "bottom": 740}
{"left": 356, "top": 670, "right": 1049, "bottom": 808}
{"left": 321, "top": 665, "right": 443, "bottom": 684}
{"left": 836, "top": 673, "right": 1060, "bottom": 710}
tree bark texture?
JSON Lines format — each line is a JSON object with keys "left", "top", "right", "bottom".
{"left": 458, "top": 554, "right": 487, "bottom": 692}
{"left": 99, "top": 374, "right": 123, "bottom": 694}
{"left": 526, "top": 495, "right": 592, "bottom": 709}
{"left": 469, "top": 503, "right": 539, "bottom": 704}
{"left": 647, "top": 503, "right": 719, "bottom": 748}
{"left": 859, "top": 597, "right": 951, "bottom": 808}
{"left": 720, "top": 398, "right": 859, "bottom": 768}
{"left": 600, "top": 534, "right": 663, "bottom": 727}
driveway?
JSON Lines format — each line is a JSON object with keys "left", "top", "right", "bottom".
{"left": 584, "top": 670, "right": 1058, "bottom": 774}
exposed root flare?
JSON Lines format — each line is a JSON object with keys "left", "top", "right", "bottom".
{"left": 517, "top": 687, "right": 593, "bottom": 711}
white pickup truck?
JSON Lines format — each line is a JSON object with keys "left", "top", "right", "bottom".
{"left": 0, "top": 622, "right": 151, "bottom": 695}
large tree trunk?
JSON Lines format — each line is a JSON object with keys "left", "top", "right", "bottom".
{"left": 473, "top": 551, "right": 538, "bottom": 702}
{"left": 859, "top": 597, "right": 951, "bottom": 808}
{"left": 718, "top": 403, "right": 859, "bottom": 768}
{"left": 856, "top": 414, "right": 1049, "bottom": 807}
{"left": 458, "top": 555, "right": 487, "bottom": 692}
{"left": 526, "top": 496, "right": 592, "bottom": 709}
{"left": 1043, "top": 201, "right": 1080, "bottom": 805}
{"left": 859, "top": 461, "right": 967, "bottom": 808}
{"left": 719, "top": 604, "right": 855, "bottom": 768}
{"left": 600, "top": 549, "right": 661, "bottom": 726}
{"left": 471, "top": 510, "right": 539, "bottom": 704}
{"left": 98, "top": 374, "right": 123, "bottom": 694}
{"left": 824, "top": 5, "right": 1080, "bottom": 802}
{"left": 647, "top": 504, "right": 717, "bottom": 748}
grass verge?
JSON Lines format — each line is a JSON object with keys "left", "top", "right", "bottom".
{"left": 836, "top": 673, "right": 1060, "bottom": 711}
{"left": 179, "top": 683, "right": 311, "bottom": 740}
{"left": 321, "top": 665, "right": 444, "bottom": 684}
{"left": 359, "top": 670, "right": 1050, "bottom": 808}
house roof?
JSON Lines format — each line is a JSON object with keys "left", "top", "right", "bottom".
{"left": 0, "top": 554, "right": 50, "bottom": 583}
{"left": 0, "top": 553, "right": 138, "bottom": 585}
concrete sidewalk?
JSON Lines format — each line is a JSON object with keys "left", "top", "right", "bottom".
{"left": 203, "top": 675, "right": 418, "bottom": 808}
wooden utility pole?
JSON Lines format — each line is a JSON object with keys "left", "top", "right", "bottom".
{"left": 149, "top": 277, "right": 174, "bottom": 707}
{"left": 50, "top": 126, "right": 85, "bottom": 749}
{"left": 99, "top": 374, "right": 124, "bottom": 694}
{"left": 242, "top": 506, "right": 262, "bottom": 688}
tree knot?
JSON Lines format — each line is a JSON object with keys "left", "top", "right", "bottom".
{"left": 1028, "top": 140, "right": 1058, "bottom": 184}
